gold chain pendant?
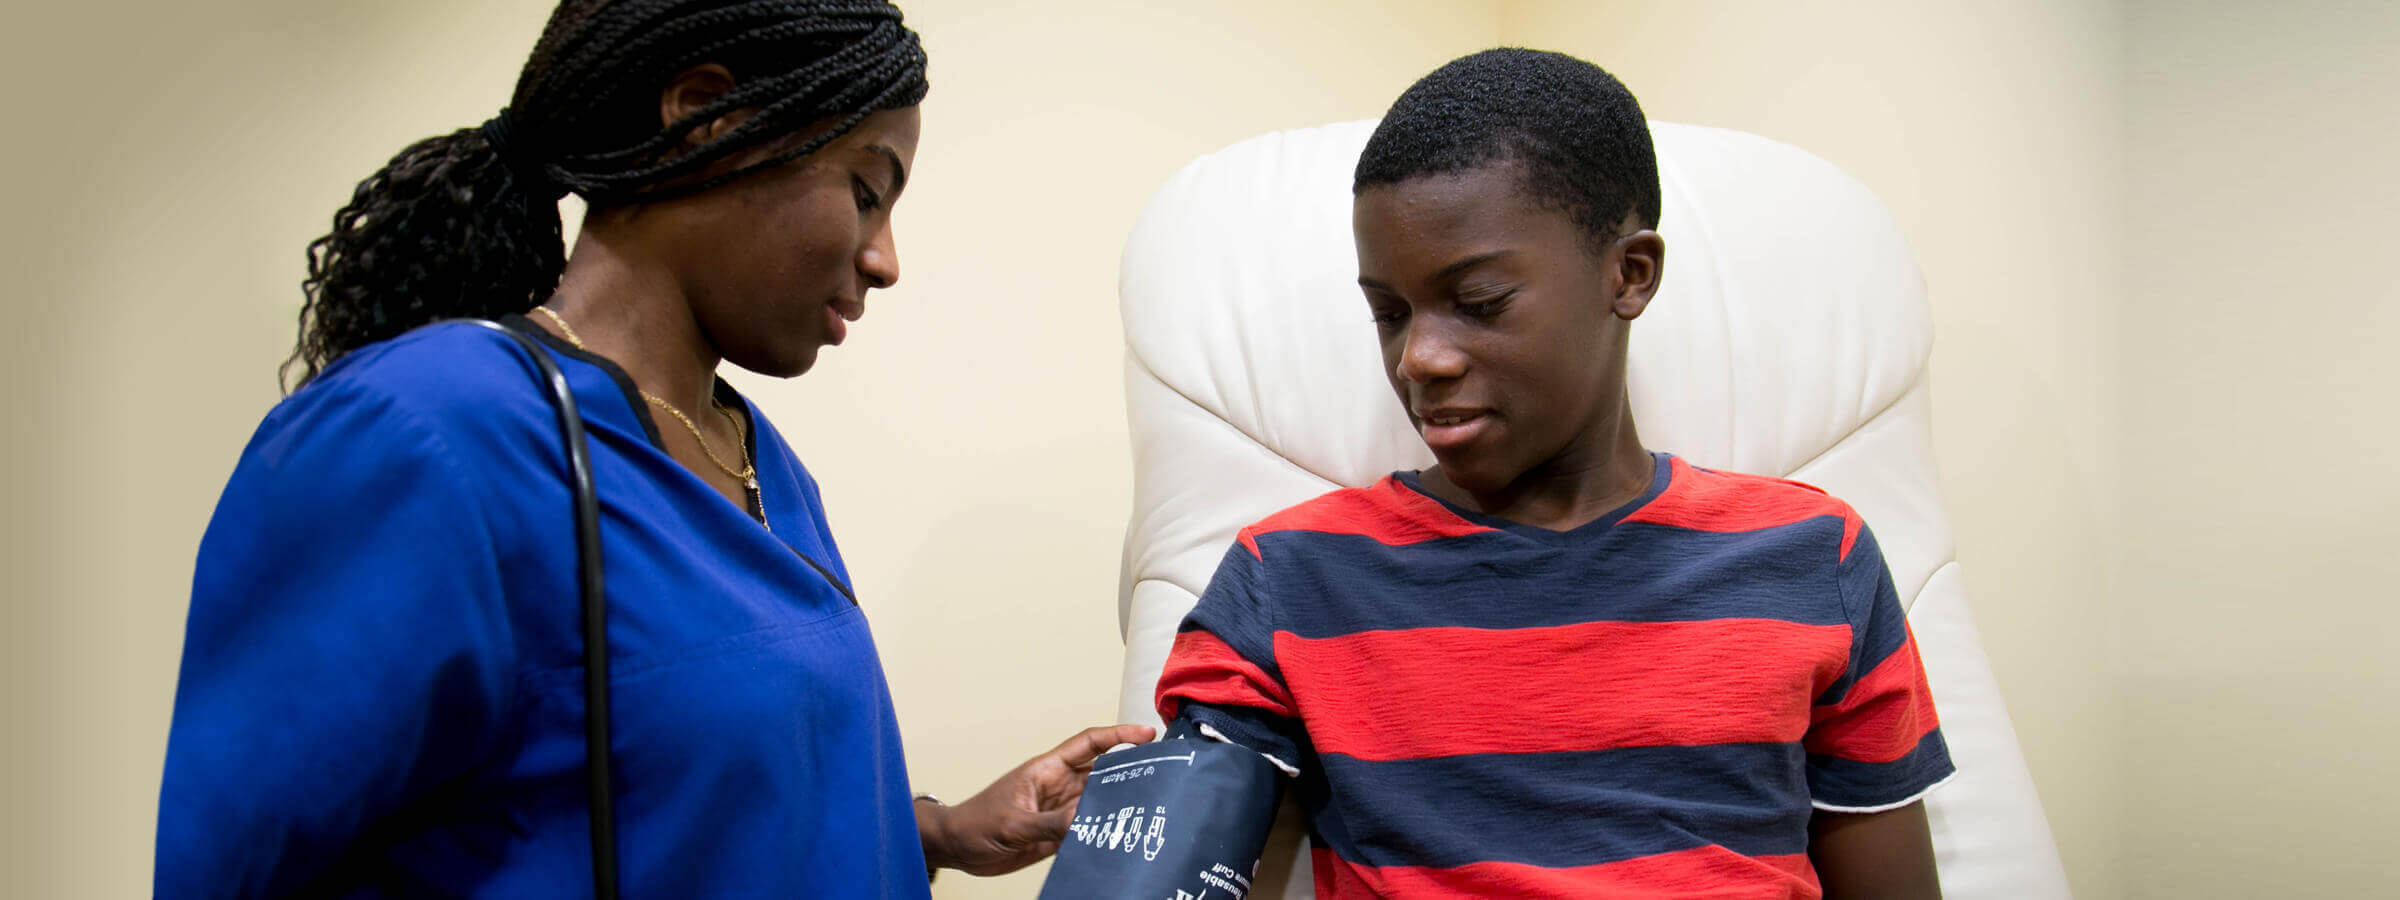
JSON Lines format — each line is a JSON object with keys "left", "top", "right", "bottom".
{"left": 532, "top": 306, "right": 765, "bottom": 529}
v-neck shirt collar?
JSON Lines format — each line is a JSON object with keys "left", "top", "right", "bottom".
{"left": 1391, "top": 450, "right": 1675, "bottom": 546}
{"left": 499, "top": 313, "right": 766, "bottom": 526}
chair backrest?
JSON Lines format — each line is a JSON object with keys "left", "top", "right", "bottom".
{"left": 1115, "top": 120, "right": 2071, "bottom": 898}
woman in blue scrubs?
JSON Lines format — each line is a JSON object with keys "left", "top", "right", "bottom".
{"left": 156, "top": 2, "right": 1150, "bottom": 895}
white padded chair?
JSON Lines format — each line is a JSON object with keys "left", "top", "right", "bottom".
{"left": 1113, "top": 120, "right": 2073, "bottom": 899}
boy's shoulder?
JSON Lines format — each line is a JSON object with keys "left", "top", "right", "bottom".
{"left": 1624, "top": 457, "right": 1866, "bottom": 558}
{"left": 1232, "top": 475, "right": 1490, "bottom": 559}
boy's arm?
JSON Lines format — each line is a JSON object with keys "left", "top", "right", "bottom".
{"left": 1155, "top": 543, "right": 1310, "bottom": 773}
{"left": 1804, "top": 521, "right": 1955, "bottom": 898}
{"left": 1809, "top": 801, "right": 1941, "bottom": 899}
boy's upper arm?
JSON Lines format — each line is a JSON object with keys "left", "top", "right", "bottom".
{"left": 1805, "top": 522, "right": 1955, "bottom": 812}
{"left": 1156, "top": 541, "right": 1310, "bottom": 772}
{"left": 1809, "top": 801, "right": 1943, "bottom": 899}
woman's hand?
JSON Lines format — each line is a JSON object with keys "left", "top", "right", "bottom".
{"left": 919, "top": 723, "right": 1158, "bottom": 876}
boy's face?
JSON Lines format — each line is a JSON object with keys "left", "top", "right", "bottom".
{"left": 1353, "top": 162, "right": 1662, "bottom": 495}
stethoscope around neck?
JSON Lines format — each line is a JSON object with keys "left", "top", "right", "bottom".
{"left": 472, "top": 316, "right": 863, "bottom": 898}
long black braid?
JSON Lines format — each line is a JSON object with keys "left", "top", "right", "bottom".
{"left": 283, "top": 0, "right": 928, "bottom": 390}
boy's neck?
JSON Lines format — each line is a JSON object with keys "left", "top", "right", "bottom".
{"left": 1422, "top": 413, "right": 1654, "bottom": 533}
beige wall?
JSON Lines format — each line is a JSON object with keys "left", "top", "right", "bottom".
{"left": 0, "top": 1, "right": 1499, "bottom": 897}
{"left": 2122, "top": 1, "right": 2400, "bottom": 897}
{"left": 14, "top": 1, "right": 2396, "bottom": 898}
{"left": 1500, "top": 1, "right": 2130, "bottom": 894}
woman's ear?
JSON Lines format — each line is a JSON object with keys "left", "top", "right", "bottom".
{"left": 658, "top": 63, "right": 749, "bottom": 148}
{"left": 1611, "top": 228, "right": 1667, "bottom": 321}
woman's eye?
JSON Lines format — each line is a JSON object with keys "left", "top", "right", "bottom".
{"left": 853, "top": 177, "right": 883, "bottom": 212}
{"left": 1370, "top": 308, "right": 1407, "bottom": 327}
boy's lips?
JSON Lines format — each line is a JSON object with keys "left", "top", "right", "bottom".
{"left": 1415, "top": 407, "right": 1492, "bottom": 452}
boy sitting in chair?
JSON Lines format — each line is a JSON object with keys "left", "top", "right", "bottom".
{"left": 1156, "top": 49, "right": 1951, "bottom": 899}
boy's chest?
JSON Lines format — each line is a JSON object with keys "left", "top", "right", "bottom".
{"left": 1271, "top": 552, "right": 1851, "bottom": 761}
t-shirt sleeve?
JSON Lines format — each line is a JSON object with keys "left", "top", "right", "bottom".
{"left": 156, "top": 378, "right": 518, "bottom": 897}
{"left": 1804, "top": 522, "right": 1956, "bottom": 812}
{"left": 1154, "top": 541, "right": 1310, "bottom": 775}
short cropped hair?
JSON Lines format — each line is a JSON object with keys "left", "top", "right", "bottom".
{"left": 1355, "top": 48, "right": 1660, "bottom": 246}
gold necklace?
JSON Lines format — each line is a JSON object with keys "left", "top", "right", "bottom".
{"left": 530, "top": 306, "right": 758, "bottom": 491}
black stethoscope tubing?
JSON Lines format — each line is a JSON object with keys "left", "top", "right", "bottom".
{"left": 469, "top": 316, "right": 863, "bottom": 897}
{"left": 470, "top": 319, "right": 620, "bottom": 900}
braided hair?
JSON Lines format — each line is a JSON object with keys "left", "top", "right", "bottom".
{"left": 1355, "top": 48, "right": 1658, "bottom": 253}
{"left": 283, "top": 0, "right": 929, "bottom": 390}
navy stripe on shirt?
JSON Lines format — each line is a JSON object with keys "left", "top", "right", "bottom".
{"left": 1808, "top": 730, "right": 1954, "bottom": 810}
{"left": 1253, "top": 519, "right": 1854, "bottom": 639}
{"left": 1308, "top": 743, "right": 1814, "bottom": 871}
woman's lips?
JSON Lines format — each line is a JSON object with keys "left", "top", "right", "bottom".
{"left": 824, "top": 299, "right": 865, "bottom": 346}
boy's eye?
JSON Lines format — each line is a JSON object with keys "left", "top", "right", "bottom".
{"left": 1370, "top": 308, "right": 1408, "bottom": 328}
{"left": 1458, "top": 290, "right": 1515, "bottom": 318}
{"left": 853, "top": 176, "right": 884, "bottom": 212}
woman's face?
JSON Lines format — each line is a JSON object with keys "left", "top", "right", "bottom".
{"left": 661, "top": 105, "right": 922, "bottom": 378}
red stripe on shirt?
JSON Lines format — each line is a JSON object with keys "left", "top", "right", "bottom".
{"left": 1622, "top": 458, "right": 1853, "bottom": 546}
{"left": 1807, "top": 629, "right": 1940, "bottom": 763}
{"left": 1155, "top": 629, "right": 1296, "bottom": 722}
{"left": 1311, "top": 845, "right": 1821, "bottom": 899}
{"left": 1237, "top": 478, "right": 1497, "bottom": 558}
{"left": 1276, "top": 619, "right": 1852, "bottom": 760}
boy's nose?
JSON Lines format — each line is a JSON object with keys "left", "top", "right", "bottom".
{"left": 1396, "top": 326, "right": 1467, "bottom": 384}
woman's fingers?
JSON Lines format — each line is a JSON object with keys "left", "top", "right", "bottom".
{"left": 1047, "top": 723, "right": 1157, "bottom": 767}
{"left": 1030, "top": 723, "right": 1159, "bottom": 810}
{"left": 1026, "top": 802, "right": 1073, "bottom": 838}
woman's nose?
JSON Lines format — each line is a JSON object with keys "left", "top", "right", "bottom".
{"left": 858, "top": 224, "right": 900, "bottom": 290}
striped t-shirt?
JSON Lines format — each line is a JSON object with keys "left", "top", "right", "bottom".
{"left": 1156, "top": 452, "right": 1953, "bottom": 898}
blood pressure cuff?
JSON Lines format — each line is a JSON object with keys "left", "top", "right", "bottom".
{"left": 1036, "top": 720, "right": 1284, "bottom": 900}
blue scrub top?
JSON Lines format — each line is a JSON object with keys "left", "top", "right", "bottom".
{"left": 158, "top": 318, "right": 931, "bottom": 898}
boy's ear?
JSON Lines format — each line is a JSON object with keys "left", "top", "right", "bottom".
{"left": 1611, "top": 228, "right": 1666, "bottom": 321}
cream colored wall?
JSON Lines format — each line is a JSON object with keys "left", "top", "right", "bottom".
{"left": 1496, "top": 1, "right": 2129, "bottom": 895}
{"left": 22, "top": 1, "right": 2392, "bottom": 898}
{"left": 2122, "top": 2, "right": 2400, "bottom": 897}
{"left": 0, "top": 1, "right": 1499, "bottom": 898}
